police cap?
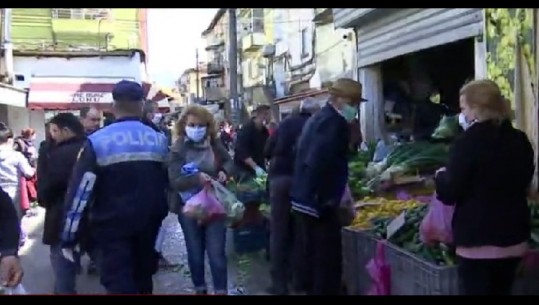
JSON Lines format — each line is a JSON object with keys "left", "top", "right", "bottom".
{"left": 112, "top": 80, "right": 144, "bottom": 103}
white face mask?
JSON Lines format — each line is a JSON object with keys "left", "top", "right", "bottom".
{"left": 152, "top": 113, "right": 163, "bottom": 124}
{"left": 185, "top": 126, "right": 207, "bottom": 142}
{"left": 458, "top": 113, "right": 474, "bottom": 130}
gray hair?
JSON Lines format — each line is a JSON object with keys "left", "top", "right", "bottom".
{"left": 299, "top": 97, "right": 320, "bottom": 114}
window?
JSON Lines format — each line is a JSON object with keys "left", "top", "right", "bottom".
{"left": 251, "top": 9, "right": 264, "bottom": 33}
{"left": 301, "top": 28, "right": 309, "bottom": 58}
{"left": 240, "top": 9, "right": 264, "bottom": 34}
{"left": 51, "top": 9, "right": 112, "bottom": 20}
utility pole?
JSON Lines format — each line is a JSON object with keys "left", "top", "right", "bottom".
{"left": 228, "top": 9, "right": 240, "bottom": 126}
{"left": 195, "top": 48, "right": 200, "bottom": 102}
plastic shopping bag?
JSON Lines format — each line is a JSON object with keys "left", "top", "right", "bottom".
{"left": 366, "top": 241, "right": 391, "bottom": 296}
{"left": 339, "top": 183, "right": 356, "bottom": 226}
{"left": 182, "top": 186, "right": 226, "bottom": 222}
{"left": 178, "top": 162, "right": 203, "bottom": 202}
{"left": 210, "top": 180, "right": 245, "bottom": 225}
{"left": 0, "top": 284, "right": 27, "bottom": 295}
{"left": 154, "top": 224, "right": 166, "bottom": 253}
{"left": 419, "top": 193, "right": 454, "bottom": 245}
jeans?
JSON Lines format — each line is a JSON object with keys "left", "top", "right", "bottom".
{"left": 178, "top": 213, "right": 227, "bottom": 293}
{"left": 50, "top": 244, "right": 80, "bottom": 294}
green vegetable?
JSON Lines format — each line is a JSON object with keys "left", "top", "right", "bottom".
{"left": 431, "top": 115, "right": 460, "bottom": 140}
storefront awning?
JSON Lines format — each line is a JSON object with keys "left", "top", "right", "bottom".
{"left": 0, "top": 83, "right": 27, "bottom": 108}
{"left": 28, "top": 77, "right": 172, "bottom": 110}
{"left": 28, "top": 77, "right": 132, "bottom": 110}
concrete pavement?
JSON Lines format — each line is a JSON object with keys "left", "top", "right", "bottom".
{"left": 18, "top": 208, "right": 270, "bottom": 295}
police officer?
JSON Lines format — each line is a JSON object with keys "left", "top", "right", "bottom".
{"left": 60, "top": 80, "right": 169, "bottom": 294}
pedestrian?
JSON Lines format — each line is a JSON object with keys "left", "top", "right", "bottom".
{"left": 79, "top": 106, "right": 102, "bottom": 135}
{"left": 168, "top": 104, "right": 233, "bottom": 295}
{"left": 142, "top": 100, "right": 171, "bottom": 267}
{"left": 435, "top": 79, "right": 534, "bottom": 295}
{"left": 233, "top": 104, "right": 271, "bottom": 180}
{"left": 78, "top": 106, "right": 101, "bottom": 275}
{"left": 36, "top": 122, "right": 54, "bottom": 207}
{"left": 39, "top": 113, "right": 86, "bottom": 294}
{"left": 218, "top": 121, "right": 234, "bottom": 152}
{"left": 61, "top": 80, "right": 169, "bottom": 294}
{"left": 13, "top": 128, "right": 38, "bottom": 217}
{"left": 290, "top": 78, "right": 367, "bottom": 295}
{"left": 0, "top": 186, "right": 24, "bottom": 288}
{"left": 0, "top": 123, "right": 35, "bottom": 247}
{"left": 14, "top": 128, "right": 37, "bottom": 167}
{"left": 264, "top": 98, "right": 319, "bottom": 295}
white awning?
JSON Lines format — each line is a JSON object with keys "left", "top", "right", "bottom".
{"left": 0, "top": 83, "right": 27, "bottom": 108}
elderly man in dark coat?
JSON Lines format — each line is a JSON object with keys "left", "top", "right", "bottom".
{"left": 291, "top": 78, "right": 367, "bottom": 295}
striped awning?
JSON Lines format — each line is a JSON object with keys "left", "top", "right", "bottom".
{"left": 28, "top": 76, "right": 172, "bottom": 110}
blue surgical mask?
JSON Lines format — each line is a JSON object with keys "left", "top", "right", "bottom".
{"left": 341, "top": 104, "right": 358, "bottom": 122}
{"left": 185, "top": 126, "right": 207, "bottom": 142}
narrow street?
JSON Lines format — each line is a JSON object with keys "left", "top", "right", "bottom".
{"left": 18, "top": 208, "right": 270, "bottom": 295}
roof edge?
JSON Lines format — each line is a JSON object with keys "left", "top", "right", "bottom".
{"left": 13, "top": 48, "right": 147, "bottom": 63}
{"left": 201, "top": 9, "right": 227, "bottom": 36}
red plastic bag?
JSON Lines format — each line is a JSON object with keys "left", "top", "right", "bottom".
{"left": 419, "top": 193, "right": 455, "bottom": 245}
{"left": 366, "top": 241, "right": 391, "bottom": 295}
{"left": 182, "top": 186, "right": 226, "bottom": 222}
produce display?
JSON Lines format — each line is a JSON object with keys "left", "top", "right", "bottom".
{"left": 350, "top": 199, "right": 539, "bottom": 267}
{"left": 366, "top": 142, "right": 449, "bottom": 188}
{"left": 349, "top": 197, "right": 422, "bottom": 230}
{"left": 348, "top": 144, "right": 376, "bottom": 199}
{"left": 227, "top": 174, "right": 268, "bottom": 203}
{"left": 368, "top": 204, "right": 456, "bottom": 267}
{"left": 431, "top": 115, "right": 460, "bottom": 140}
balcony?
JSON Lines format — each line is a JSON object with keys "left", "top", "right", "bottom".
{"left": 207, "top": 61, "right": 225, "bottom": 74}
{"left": 204, "top": 86, "right": 227, "bottom": 101}
{"left": 241, "top": 32, "right": 266, "bottom": 53}
{"left": 205, "top": 36, "right": 225, "bottom": 51}
{"left": 313, "top": 8, "right": 333, "bottom": 25}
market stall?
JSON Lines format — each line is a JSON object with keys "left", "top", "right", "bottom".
{"left": 341, "top": 119, "right": 539, "bottom": 295}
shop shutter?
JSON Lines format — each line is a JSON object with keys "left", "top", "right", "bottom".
{"left": 355, "top": 9, "right": 484, "bottom": 68}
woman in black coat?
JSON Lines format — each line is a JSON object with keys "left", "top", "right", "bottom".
{"left": 435, "top": 79, "right": 535, "bottom": 295}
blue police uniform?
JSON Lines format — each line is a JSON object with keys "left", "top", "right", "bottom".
{"left": 61, "top": 80, "right": 169, "bottom": 294}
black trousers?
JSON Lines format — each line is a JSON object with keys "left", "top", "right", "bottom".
{"left": 97, "top": 225, "right": 160, "bottom": 294}
{"left": 295, "top": 209, "right": 342, "bottom": 295}
{"left": 458, "top": 256, "right": 521, "bottom": 295}
{"left": 269, "top": 175, "right": 294, "bottom": 294}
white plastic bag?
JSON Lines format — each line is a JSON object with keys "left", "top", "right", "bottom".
{"left": 210, "top": 180, "right": 245, "bottom": 225}
{"left": 154, "top": 224, "right": 166, "bottom": 253}
{"left": 1, "top": 284, "right": 27, "bottom": 295}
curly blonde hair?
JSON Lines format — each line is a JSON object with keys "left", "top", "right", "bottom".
{"left": 174, "top": 104, "right": 218, "bottom": 141}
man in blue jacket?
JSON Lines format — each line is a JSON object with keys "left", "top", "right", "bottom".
{"left": 291, "top": 78, "right": 366, "bottom": 295}
{"left": 61, "top": 80, "right": 169, "bottom": 294}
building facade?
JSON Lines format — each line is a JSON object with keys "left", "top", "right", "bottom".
{"left": 178, "top": 65, "right": 207, "bottom": 105}
{"left": 10, "top": 8, "right": 148, "bottom": 52}
{"left": 201, "top": 9, "right": 228, "bottom": 105}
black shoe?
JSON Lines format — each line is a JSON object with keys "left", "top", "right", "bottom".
{"left": 195, "top": 290, "right": 207, "bottom": 295}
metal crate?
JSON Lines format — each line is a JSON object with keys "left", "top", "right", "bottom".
{"left": 342, "top": 228, "right": 381, "bottom": 295}
{"left": 513, "top": 249, "right": 539, "bottom": 295}
{"left": 385, "top": 242, "right": 459, "bottom": 295}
